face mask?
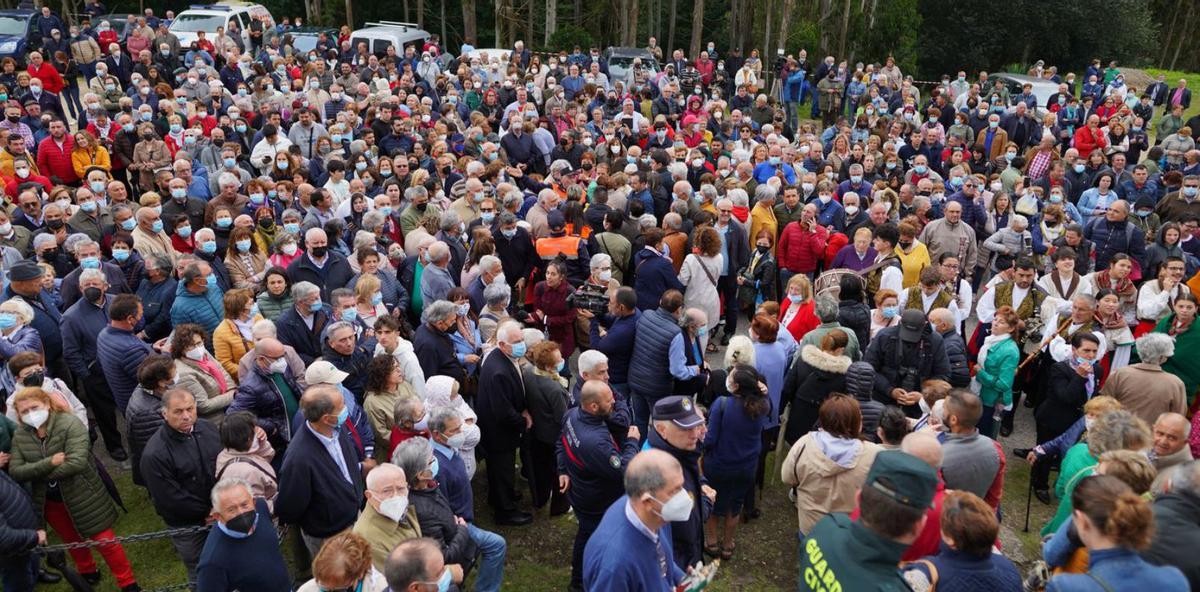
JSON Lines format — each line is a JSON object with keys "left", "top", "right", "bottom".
{"left": 844, "top": 205, "right": 859, "bottom": 217}
{"left": 882, "top": 305, "right": 899, "bottom": 318}
{"left": 850, "top": 175, "right": 862, "bottom": 184}
{"left": 283, "top": 222, "right": 301, "bottom": 235}
{"left": 1074, "top": 356, "right": 1091, "bottom": 367}
{"left": 218, "top": 510, "right": 258, "bottom": 538}
{"left": 341, "top": 307, "right": 358, "bottom": 323}
{"left": 950, "top": 177, "right": 963, "bottom": 188}
{"left": 510, "top": 341, "right": 527, "bottom": 358}
{"left": 913, "top": 165, "right": 927, "bottom": 175}
{"left": 768, "top": 156, "right": 781, "bottom": 166}
{"left": 111, "top": 248, "right": 130, "bottom": 262}
{"left": 21, "top": 409, "right": 49, "bottom": 429}
{"left": 1185, "top": 187, "right": 1199, "bottom": 198}
{"left": 205, "top": 274, "right": 217, "bottom": 288}
{"left": 446, "top": 432, "right": 468, "bottom": 449}
{"left": 309, "top": 300, "right": 323, "bottom": 314}
{"left": 197, "top": 240, "right": 216, "bottom": 254}
{"left": 235, "top": 239, "right": 252, "bottom": 253}
{"left": 788, "top": 294, "right": 804, "bottom": 304}
{"left": 818, "top": 194, "right": 832, "bottom": 205}
{"left": 216, "top": 217, "right": 233, "bottom": 229}
{"left": 501, "top": 228, "right": 517, "bottom": 239}
{"left": 988, "top": 121, "right": 999, "bottom": 129}
{"left": 121, "top": 218, "right": 137, "bottom": 231}
{"left": 651, "top": 488, "right": 695, "bottom": 522}
{"left": 379, "top": 494, "right": 410, "bottom": 522}
{"left": 0, "top": 312, "right": 16, "bottom": 329}
{"left": 249, "top": 193, "right": 265, "bottom": 205}
{"left": 1085, "top": 417, "right": 1095, "bottom": 431}
{"left": 236, "top": 124, "right": 247, "bottom": 133}
{"left": 176, "top": 225, "right": 193, "bottom": 238}
{"left": 185, "top": 345, "right": 207, "bottom": 361}
{"left": 1005, "top": 151, "right": 1016, "bottom": 161}
{"left": 151, "top": 220, "right": 164, "bottom": 233}
{"left": 311, "top": 246, "right": 328, "bottom": 258}
{"left": 1136, "top": 210, "right": 1151, "bottom": 218}
{"left": 80, "top": 255, "right": 101, "bottom": 269}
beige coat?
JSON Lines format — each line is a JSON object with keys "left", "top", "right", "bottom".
{"left": 353, "top": 501, "right": 422, "bottom": 573}
{"left": 1098, "top": 362, "right": 1187, "bottom": 427}
{"left": 214, "top": 436, "right": 277, "bottom": 509}
{"left": 131, "top": 225, "right": 178, "bottom": 265}
{"left": 780, "top": 431, "right": 880, "bottom": 535}
{"left": 130, "top": 139, "right": 171, "bottom": 190}
{"left": 174, "top": 358, "right": 235, "bottom": 420}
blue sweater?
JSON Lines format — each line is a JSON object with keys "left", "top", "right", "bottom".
{"left": 589, "top": 310, "right": 640, "bottom": 384}
{"left": 702, "top": 395, "right": 770, "bottom": 472}
{"left": 96, "top": 325, "right": 152, "bottom": 412}
{"left": 432, "top": 440, "right": 473, "bottom": 522}
{"left": 583, "top": 497, "right": 684, "bottom": 592}
{"left": 196, "top": 499, "right": 291, "bottom": 592}
{"left": 632, "top": 249, "right": 684, "bottom": 311}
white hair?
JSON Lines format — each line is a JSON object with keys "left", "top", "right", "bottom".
{"left": 578, "top": 349, "right": 608, "bottom": 376}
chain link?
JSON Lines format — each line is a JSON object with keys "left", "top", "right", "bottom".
{"left": 32, "top": 524, "right": 213, "bottom": 554}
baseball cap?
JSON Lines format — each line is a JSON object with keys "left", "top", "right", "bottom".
{"left": 547, "top": 210, "right": 566, "bottom": 230}
{"left": 305, "top": 360, "right": 348, "bottom": 385}
{"left": 898, "top": 309, "right": 927, "bottom": 343}
{"left": 864, "top": 450, "right": 938, "bottom": 510}
{"left": 7, "top": 260, "right": 44, "bottom": 282}
{"left": 651, "top": 396, "right": 704, "bottom": 428}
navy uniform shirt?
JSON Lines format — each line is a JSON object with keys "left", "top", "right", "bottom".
{"left": 556, "top": 406, "right": 639, "bottom": 516}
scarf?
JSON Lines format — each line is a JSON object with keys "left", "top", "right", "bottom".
{"left": 1095, "top": 269, "right": 1135, "bottom": 302}
{"left": 1095, "top": 309, "right": 1126, "bottom": 331}
{"left": 534, "top": 366, "right": 569, "bottom": 389}
{"left": 1171, "top": 314, "right": 1195, "bottom": 337}
{"left": 977, "top": 333, "right": 1011, "bottom": 369}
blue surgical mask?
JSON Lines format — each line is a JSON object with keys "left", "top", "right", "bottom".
{"left": 335, "top": 405, "right": 349, "bottom": 426}
{"left": 788, "top": 294, "right": 803, "bottom": 304}
{"left": 913, "top": 165, "right": 927, "bottom": 174}
{"left": 429, "top": 456, "right": 440, "bottom": 478}
{"left": 216, "top": 217, "right": 233, "bottom": 229}
{"left": 177, "top": 226, "right": 192, "bottom": 238}
{"left": 235, "top": 239, "right": 251, "bottom": 252}
{"left": 1074, "top": 356, "right": 1090, "bottom": 366}
{"left": 121, "top": 218, "right": 136, "bottom": 231}
{"left": 111, "top": 248, "right": 130, "bottom": 262}
{"left": 80, "top": 256, "right": 100, "bottom": 269}
{"left": 882, "top": 305, "right": 899, "bottom": 318}
{"left": 481, "top": 212, "right": 495, "bottom": 224}
{"left": 199, "top": 240, "right": 217, "bottom": 254}
{"left": 510, "top": 341, "right": 527, "bottom": 358}
{"left": 501, "top": 228, "right": 517, "bottom": 239}
{"left": 342, "top": 307, "right": 357, "bottom": 322}
{"left": 0, "top": 313, "right": 16, "bottom": 330}
{"left": 224, "top": 158, "right": 236, "bottom": 169}
{"left": 151, "top": 220, "right": 164, "bottom": 233}
{"left": 80, "top": 200, "right": 98, "bottom": 212}
{"left": 310, "top": 300, "right": 323, "bottom": 313}
{"left": 371, "top": 293, "right": 383, "bottom": 306}
{"left": 205, "top": 274, "right": 217, "bottom": 288}
{"left": 284, "top": 222, "right": 300, "bottom": 234}
{"left": 172, "top": 188, "right": 188, "bottom": 199}
{"left": 1074, "top": 163, "right": 1086, "bottom": 174}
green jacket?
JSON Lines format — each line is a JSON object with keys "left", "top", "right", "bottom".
{"left": 0, "top": 415, "right": 15, "bottom": 453}
{"left": 1156, "top": 313, "right": 1200, "bottom": 403}
{"left": 1042, "top": 442, "right": 1096, "bottom": 536}
{"left": 975, "top": 336, "right": 1019, "bottom": 407}
{"left": 817, "top": 78, "right": 844, "bottom": 113}
{"left": 799, "top": 513, "right": 911, "bottom": 592}
{"left": 9, "top": 412, "right": 117, "bottom": 538}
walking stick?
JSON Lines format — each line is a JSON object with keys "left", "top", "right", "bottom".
{"left": 771, "top": 402, "right": 791, "bottom": 485}
{"left": 1017, "top": 316, "right": 1072, "bottom": 371}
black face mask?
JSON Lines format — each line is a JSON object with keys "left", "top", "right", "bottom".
{"left": 415, "top": 202, "right": 428, "bottom": 212}
{"left": 756, "top": 244, "right": 769, "bottom": 254}
{"left": 83, "top": 286, "right": 103, "bottom": 303}
{"left": 258, "top": 218, "right": 273, "bottom": 229}
{"left": 40, "top": 247, "right": 58, "bottom": 260}
{"left": 5, "top": 115, "right": 18, "bottom": 123}
{"left": 46, "top": 219, "right": 65, "bottom": 230}
{"left": 22, "top": 370, "right": 44, "bottom": 387}
{"left": 310, "top": 246, "right": 328, "bottom": 258}
{"left": 224, "top": 509, "right": 257, "bottom": 534}
{"left": 898, "top": 241, "right": 913, "bottom": 250}
{"left": 440, "top": 165, "right": 452, "bottom": 175}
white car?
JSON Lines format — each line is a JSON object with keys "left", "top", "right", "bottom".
{"left": 348, "top": 21, "right": 431, "bottom": 56}
{"left": 169, "top": 3, "right": 274, "bottom": 53}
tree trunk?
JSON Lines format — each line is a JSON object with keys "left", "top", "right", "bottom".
{"left": 666, "top": 0, "right": 676, "bottom": 56}
{"left": 688, "top": 0, "right": 703, "bottom": 59}
{"left": 626, "top": 0, "right": 639, "bottom": 46}
{"left": 417, "top": 0, "right": 425, "bottom": 27}
{"left": 777, "top": 0, "right": 795, "bottom": 55}
{"left": 837, "top": 0, "right": 851, "bottom": 59}
{"left": 526, "top": 0, "right": 534, "bottom": 49}
{"left": 461, "top": 0, "right": 477, "bottom": 44}
{"left": 344, "top": 0, "right": 354, "bottom": 29}
{"left": 544, "top": 0, "right": 556, "bottom": 45}
{"left": 440, "top": 0, "right": 447, "bottom": 48}
{"left": 1170, "top": 1, "right": 1195, "bottom": 71}
{"left": 574, "top": 0, "right": 582, "bottom": 26}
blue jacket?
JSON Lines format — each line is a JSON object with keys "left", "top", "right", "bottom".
{"left": 1045, "top": 540, "right": 1186, "bottom": 591}
{"left": 947, "top": 190, "right": 984, "bottom": 233}
{"left": 629, "top": 308, "right": 683, "bottom": 398}
{"left": 632, "top": 248, "right": 684, "bottom": 311}
{"left": 1084, "top": 218, "right": 1146, "bottom": 271}
{"left": 752, "top": 161, "right": 797, "bottom": 184}
{"left": 2, "top": 287, "right": 62, "bottom": 362}
{"left": 60, "top": 295, "right": 109, "bottom": 379}
{"left": 583, "top": 496, "right": 684, "bottom": 591}
{"left": 702, "top": 394, "right": 769, "bottom": 472}
{"left": 557, "top": 406, "right": 640, "bottom": 516}
{"left": 275, "top": 422, "right": 365, "bottom": 538}
{"left": 0, "top": 468, "right": 39, "bottom": 557}
{"left": 170, "top": 281, "right": 225, "bottom": 337}
{"left": 196, "top": 499, "right": 291, "bottom": 592}
{"left": 135, "top": 277, "right": 177, "bottom": 341}
{"left": 228, "top": 364, "right": 303, "bottom": 445}
{"left": 96, "top": 325, "right": 152, "bottom": 411}
{"left": 589, "top": 311, "right": 639, "bottom": 384}
{"left": 783, "top": 69, "right": 806, "bottom": 102}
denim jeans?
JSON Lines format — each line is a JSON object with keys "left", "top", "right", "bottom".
{"left": 467, "top": 523, "right": 507, "bottom": 592}
{"left": 0, "top": 554, "right": 36, "bottom": 591}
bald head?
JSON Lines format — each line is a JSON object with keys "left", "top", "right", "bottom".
{"left": 929, "top": 307, "right": 955, "bottom": 333}
{"left": 901, "top": 431, "right": 944, "bottom": 469}
{"left": 1154, "top": 412, "right": 1191, "bottom": 458}
{"left": 365, "top": 462, "right": 406, "bottom": 491}
{"left": 624, "top": 449, "right": 682, "bottom": 498}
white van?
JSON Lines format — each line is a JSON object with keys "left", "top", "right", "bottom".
{"left": 169, "top": 3, "right": 274, "bottom": 52}
{"left": 349, "top": 21, "right": 431, "bottom": 57}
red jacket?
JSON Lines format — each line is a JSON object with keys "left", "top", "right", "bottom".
{"left": 1072, "top": 126, "right": 1108, "bottom": 157}
{"left": 27, "top": 62, "right": 64, "bottom": 94}
{"left": 778, "top": 298, "right": 818, "bottom": 342}
{"left": 4, "top": 173, "right": 53, "bottom": 198}
{"left": 37, "top": 135, "right": 77, "bottom": 184}
{"left": 777, "top": 220, "right": 829, "bottom": 273}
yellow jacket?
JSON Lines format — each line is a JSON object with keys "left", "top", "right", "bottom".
{"left": 749, "top": 202, "right": 778, "bottom": 254}
{"left": 71, "top": 146, "right": 111, "bottom": 179}
{"left": 896, "top": 241, "right": 932, "bottom": 288}
{"left": 212, "top": 316, "right": 262, "bottom": 382}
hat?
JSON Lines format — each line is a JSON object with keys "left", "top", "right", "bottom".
{"left": 305, "top": 360, "right": 349, "bottom": 385}
{"left": 7, "top": 260, "right": 44, "bottom": 282}
{"left": 898, "top": 308, "right": 927, "bottom": 342}
{"left": 863, "top": 450, "right": 938, "bottom": 510}
{"left": 547, "top": 210, "right": 566, "bottom": 230}
{"left": 651, "top": 396, "right": 704, "bottom": 428}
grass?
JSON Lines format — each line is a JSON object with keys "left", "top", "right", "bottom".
{"left": 1139, "top": 68, "right": 1200, "bottom": 142}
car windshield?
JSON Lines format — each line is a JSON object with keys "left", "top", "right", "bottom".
{"left": 171, "top": 14, "right": 225, "bottom": 32}
{"left": 0, "top": 16, "right": 27, "bottom": 37}
{"left": 291, "top": 34, "right": 318, "bottom": 54}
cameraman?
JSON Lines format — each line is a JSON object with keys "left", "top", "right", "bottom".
{"left": 572, "top": 253, "right": 620, "bottom": 350}
{"left": 589, "top": 286, "right": 640, "bottom": 400}
{"left": 863, "top": 309, "right": 951, "bottom": 418}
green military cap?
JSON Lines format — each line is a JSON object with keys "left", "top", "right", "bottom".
{"left": 864, "top": 450, "right": 938, "bottom": 510}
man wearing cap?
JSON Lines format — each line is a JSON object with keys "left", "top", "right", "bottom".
{"left": 799, "top": 450, "right": 938, "bottom": 591}
{"left": 557, "top": 380, "right": 640, "bottom": 592}
{"left": 646, "top": 395, "right": 715, "bottom": 571}
{"left": 292, "top": 360, "right": 375, "bottom": 465}
{"left": 535, "top": 210, "right": 591, "bottom": 286}
{"left": 4, "top": 260, "right": 66, "bottom": 376}
{"left": 862, "top": 308, "right": 950, "bottom": 417}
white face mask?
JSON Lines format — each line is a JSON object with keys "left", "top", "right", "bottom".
{"left": 378, "top": 494, "right": 410, "bottom": 522}
{"left": 185, "top": 346, "right": 207, "bottom": 361}
{"left": 446, "top": 432, "right": 468, "bottom": 449}
{"left": 844, "top": 205, "right": 859, "bottom": 216}
{"left": 413, "top": 412, "right": 430, "bottom": 432}
{"left": 597, "top": 269, "right": 612, "bottom": 283}
{"left": 268, "top": 358, "right": 288, "bottom": 374}
{"left": 21, "top": 408, "right": 49, "bottom": 429}
{"left": 651, "top": 488, "right": 694, "bottom": 522}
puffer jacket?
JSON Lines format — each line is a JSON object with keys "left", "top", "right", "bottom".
{"left": 125, "top": 385, "right": 165, "bottom": 486}
{"left": 9, "top": 412, "right": 117, "bottom": 538}
{"left": 228, "top": 364, "right": 302, "bottom": 446}
{"left": 782, "top": 345, "right": 851, "bottom": 442}
{"left": 837, "top": 299, "right": 871, "bottom": 348}
{"left": 1144, "top": 223, "right": 1185, "bottom": 278}
{"left": 170, "top": 281, "right": 226, "bottom": 337}
{"left": 845, "top": 360, "right": 884, "bottom": 440}
{"left": 780, "top": 431, "right": 881, "bottom": 535}
{"left": 0, "top": 469, "right": 39, "bottom": 557}
{"left": 941, "top": 329, "right": 971, "bottom": 388}
{"left": 777, "top": 222, "right": 829, "bottom": 274}
{"left": 409, "top": 486, "right": 478, "bottom": 569}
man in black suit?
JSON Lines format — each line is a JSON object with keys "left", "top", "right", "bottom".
{"left": 1148, "top": 73, "right": 1170, "bottom": 109}
{"left": 275, "top": 384, "right": 367, "bottom": 556}
{"left": 274, "top": 281, "right": 329, "bottom": 365}
{"left": 103, "top": 42, "right": 133, "bottom": 87}
{"left": 477, "top": 320, "right": 533, "bottom": 525}
{"left": 1169, "top": 78, "right": 1192, "bottom": 111}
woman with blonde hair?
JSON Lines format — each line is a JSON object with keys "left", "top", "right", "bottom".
{"left": 212, "top": 288, "right": 263, "bottom": 381}
{"left": 352, "top": 273, "right": 389, "bottom": 326}
{"left": 779, "top": 274, "right": 818, "bottom": 342}
{"left": 71, "top": 130, "right": 111, "bottom": 178}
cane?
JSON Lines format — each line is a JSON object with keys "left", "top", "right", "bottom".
{"left": 771, "top": 402, "right": 791, "bottom": 485}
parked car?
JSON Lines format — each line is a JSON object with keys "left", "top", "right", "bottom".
{"left": 169, "top": 3, "right": 274, "bottom": 51}
{"left": 348, "top": 21, "right": 430, "bottom": 57}
{"left": 991, "top": 72, "right": 1060, "bottom": 116}
{"left": 284, "top": 25, "right": 338, "bottom": 56}
{"left": 0, "top": 9, "right": 39, "bottom": 65}
{"left": 602, "top": 46, "right": 660, "bottom": 88}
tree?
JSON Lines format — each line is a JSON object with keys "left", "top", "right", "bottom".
{"left": 462, "top": 0, "right": 478, "bottom": 44}
{"left": 689, "top": 0, "right": 703, "bottom": 58}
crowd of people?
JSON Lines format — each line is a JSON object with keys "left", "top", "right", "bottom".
{"left": 2, "top": 5, "right": 1200, "bottom": 591}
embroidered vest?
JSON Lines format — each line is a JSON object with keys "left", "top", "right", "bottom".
{"left": 864, "top": 254, "right": 901, "bottom": 302}
{"left": 1059, "top": 318, "right": 1096, "bottom": 340}
{"left": 994, "top": 281, "right": 1045, "bottom": 322}
{"left": 905, "top": 286, "right": 953, "bottom": 313}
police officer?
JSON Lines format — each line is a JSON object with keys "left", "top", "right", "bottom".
{"left": 799, "top": 450, "right": 938, "bottom": 591}
{"left": 556, "top": 380, "right": 640, "bottom": 592}
{"left": 645, "top": 395, "right": 715, "bottom": 572}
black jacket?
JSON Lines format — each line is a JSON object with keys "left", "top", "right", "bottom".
{"left": 647, "top": 427, "right": 710, "bottom": 572}
{"left": 1144, "top": 490, "right": 1200, "bottom": 590}
{"left": 410, "top": 486, "right": 477, "bottom": 569}
{"left": 782, "top": 345, "right": 851, "bottom": 441}
{"left": 862, "top": 324, "right": 950, "bottom": 417}
{"left": 0, "top": 469, "right": 39, "bottom": 558}
{"left": 320, "top": 341, "right": 372, "bottom": 403}
{"left": 140, "top": 419, "right": 222, "bottom": 527}
{"left": 940, "top": 329, "right": 971, "bottom": 388}
{"left": 494, "top": 226, "right": 536, "bottom": 286}
{"left": 124, "top": 386, "right": 165, "bottom": 486}
{"left": 286, "top": 252, "right": 355, "bottom": 303}
{"left": 837, "top": 300, "right": 871, "bottom": 349}
{"left": 522, "top": 368, "right": 568, "bottom": 445}
{"left": 275, "top": 423, "right": 365, "bottom": 537}
{"left": 1034, "top": 361, "right": 1089, "bottom": 438}
{"left": 413, "top": 323, "right": 467, "bottom": 386}
{"left": 477, "top": 350, "right": 527, "bottom": 451}
{"left": 275, "top": 305, "right": 329, "bottom": 365}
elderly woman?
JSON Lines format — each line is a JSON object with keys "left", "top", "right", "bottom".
{"left": 523, "top": 340, "right": 571, "bottom": 515}
{"left": 869, "top": 288, "right": 901, "bottom": 337}
{"left": 679, "top": 226, "right": 724, "bottom": 346}
{"left": 255, "top": 267, "right": 294, "bottom": 320}
{"left": 780, "top": 394, "right": 881, "bottom": 536}
{"left": 0, "top": 298, "right": 42, "bottom": 393}
{"left": 225, "top": 226, "right": 267, "bottom": 290}
{"left": 363, "top": 355, "right": 418, "bottom": 462}
{"left": 170, "top": 323, "right": 235, "bottom": 421}
{"left": 9, "top": 387, "right": 141, "bottom": 589}
{"left": 700, "top": 335, "right": 756, "bottom": 408}
{"left": 391, "top": 438, "right": 471, "bottom": 590}
{"left": 387, "top": 393, "right": 428, "bottom": 461}
{"left": 478, "top": 281, "right": 512, "bottom": 346}
{"left": 269, "top": 232, "right": 303, "bottom": 269}
{"left": 424, "top": 375, "right": 480, "bottom": 476}
{"left": 779, "top": 274, "right": 819, "bottom": 342}
{"left": 982, "top": 214, "right": 1035, "bottom": 273}
{"left": 213, "top": 288, "right": 263, "bottom": 381}
{"left": 129, "top": 123, "right": 171, "bottom": 191}
{"left": 349, "top": 246, "right": 406, "bottom": 313}
{"left": 1042, "top": 409, "right": 1152, "bottom": 536}
{"left": 446, "top": 287, "right": 483, "bottom": 377}
{"left": 297, "top": 531, "right": 388, "bottom": 592}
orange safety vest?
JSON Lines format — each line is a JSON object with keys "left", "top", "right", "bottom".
{"left": 536, "top": 234, "right": 582, "bottom": 262}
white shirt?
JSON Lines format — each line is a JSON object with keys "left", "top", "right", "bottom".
{"left": 975, "top": 282, "right": 1031, "bottom": 324}
{"left": 1042, "top": 315, "right": 1109, "bottom": 362}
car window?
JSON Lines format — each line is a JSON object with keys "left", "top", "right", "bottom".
{"left": 0, "top": 16, "right": 26, "bottom": 37}
{"left": 170, "top": 13, "right": 225, "bottom": 32}
{"left": 237, "top": 13, "right": 251, "bottom": 30}
{"left": 372, "top": 39, "right": 392, "bottom": 54}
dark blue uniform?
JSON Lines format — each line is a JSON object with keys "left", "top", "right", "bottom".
{"left": 556, "top": 406, "right": 639, "bottom": 591}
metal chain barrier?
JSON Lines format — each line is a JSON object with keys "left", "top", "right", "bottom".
{"left": 31, "top": 524, "right": 214, "bottom": 555}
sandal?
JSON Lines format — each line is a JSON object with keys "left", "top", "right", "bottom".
{"left": 703, "top": 543, "right": 720, "bottom": 558}
{"left": 720, "top": 544, "right": 735, "bottom": 560}
{"left": 706, "top": 342, "right": 719, "bottom": 354}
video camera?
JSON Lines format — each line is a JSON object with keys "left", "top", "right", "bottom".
{"left": 567, "top": 282, "right": 609, "bottom": 316}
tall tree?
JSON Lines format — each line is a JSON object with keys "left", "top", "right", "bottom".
{"left": 462, "top": 0, "right": 478, "bottom": 44}
{"left": 667, "top": 0, "right": 676, "bottom": 54}
{"left": 688, "top": 0, "right": 703, "bottom": 58}
{"left": 545, "top": 0, "right": 557, "bottom": 44}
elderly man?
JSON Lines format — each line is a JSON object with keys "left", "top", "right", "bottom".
{"left": 275, "top": 281, "right": 329, "bottom": 365}
{"left": 477, "top": 321, "right": 532, "bottom": 525}
{"left": 321, "top": 321, "right": 372, "bottom": 402}
{"left": 228, "top": 337, "right": 305, "bottom": 451}
{"left": 582, "top": 450, "right": 689, "bottom": 590}
{"left": 797, "top": 294, "right": 862, "bottom": 360}
{"left": 384, "top": 538, "right": 451, "bottom": 592}
{"left": 131, "top": 204, "right": 178, "bottom": 264}
{"left": 645, "top": 395, "right": 715, "bottom": 571}
{"left": 276, "top": 385, "right": 366, "bottom": 556}
{"left": 204, "top": 172, "right": 249, "bottom": 225}
{"left": 1100, "top": 333, "right": 1188, "bottom": 426}
{"left": 236, "top": 319, "right": 308, "bottom": 386}
{"left": 918, "top": 199, "right": 978, "bottom": 277}
{"left": 286, "top": 228, "right": 353, "bottom": 303}
{"left": 420, "top": 241, "right": 456, "bottom": 305}
{"left": 1151, "top": 413, "right": 1194, "bottom": 491}
{"left": 412, "top": 300, "right": 467, "bottom": 385}
{"left": 195, "top": 478, "right": 291, "bottom": 592}
{"left": 162, "top": 175, "right": 206, "bottom": 232}
{"left": 466, "top": 254, "right": 503, "bottom": 314}
{"left": 352, "top": 463, "right": 423, "bottom": 571}
{"left": 59, "top": 238, "right": 129, "bottom": 310}
{"left": 62, "top": 269, "right": 124, "bottom": 455}
{"left": 170, "top": 260, "right": 224, "bottom": 336}
{"left": 191, "top": 227, "right": 233, "bottom": 291}
{"left": 1084, "top": 200, "right": 1147, "bottom": 272}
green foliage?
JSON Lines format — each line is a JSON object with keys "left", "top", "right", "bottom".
{"left": 544, "top": 24, "right": 594, "bottom": 53}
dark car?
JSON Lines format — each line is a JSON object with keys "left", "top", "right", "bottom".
{"left": 0, "top": 9, "right": 39, "bottom": 65}
{"left": 99, "top": 14, "right": 136, "bottom": 44}
{"left": 284, "top": 26, "right": 337, "bottom": 55}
